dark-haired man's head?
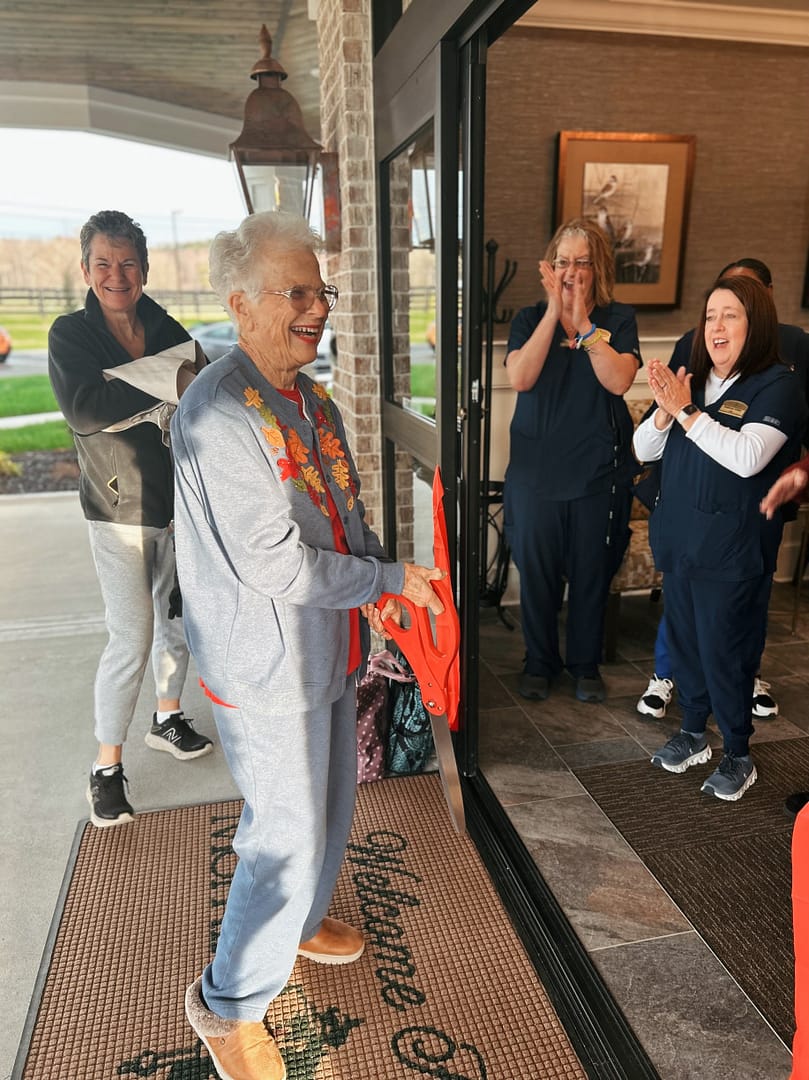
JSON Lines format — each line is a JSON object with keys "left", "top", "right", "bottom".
{"left": 716, "top": 258, "right": 773, "bottom": 289}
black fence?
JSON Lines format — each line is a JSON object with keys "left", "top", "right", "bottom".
{"left": 0, "top": 286, "right": 221, "bottom": 317}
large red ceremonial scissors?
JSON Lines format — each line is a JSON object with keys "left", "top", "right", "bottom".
{"left": 376, "top": 467, "right": 465, "bottom": 834}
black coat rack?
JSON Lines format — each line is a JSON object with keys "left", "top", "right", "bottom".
{"left": 479, "top": 239, "right": 517, "bottom": 626}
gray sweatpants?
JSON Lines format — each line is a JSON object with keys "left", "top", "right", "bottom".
{"left": 88, "top": 520, "right": 190, "bottom": 746}
{"left": 202, "top": 675, "right": 358, "bottom": 1020}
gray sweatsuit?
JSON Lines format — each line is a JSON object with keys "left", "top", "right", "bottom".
{"left": 171, "top": 345, "right": 404, "bottom": 1019}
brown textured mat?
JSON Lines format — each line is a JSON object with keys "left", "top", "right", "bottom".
{"left": 16, "top": 773, "right": 585, "bottom": 1080}
{"left": 574, "top": 738, "right": 808, "bottom": 1046}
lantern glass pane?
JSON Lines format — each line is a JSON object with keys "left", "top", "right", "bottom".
{"left": 242, "top": 163, "right": 312, "bottom": 216}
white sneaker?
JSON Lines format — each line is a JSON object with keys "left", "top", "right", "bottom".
{"left": 752, "top": 678, "right": 778, "bottom": 718}
{"left": 637, "top": 673, "right": 674, "bottom": 719}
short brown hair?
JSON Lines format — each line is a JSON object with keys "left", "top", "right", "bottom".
{"left": 543, "top": 218, "right": 615, "bottom": 307}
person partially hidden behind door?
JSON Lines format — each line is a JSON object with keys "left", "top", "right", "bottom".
{"left": 762, "top": 452, "right": 809, "bottom": 817}
{"left": 503, "top": 218, "right": 641, "bottom": 704}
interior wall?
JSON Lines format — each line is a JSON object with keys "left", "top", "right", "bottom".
{"left": 484, "top": 27, "right": 809, "bottom": 345}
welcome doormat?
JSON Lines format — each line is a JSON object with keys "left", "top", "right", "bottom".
{"left": 15, "top": 773, "right": 586, "bottom": 1080}
{"left": 574, "top": 737, "right": 809, "bottom": 1047}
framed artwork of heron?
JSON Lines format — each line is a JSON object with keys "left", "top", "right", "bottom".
{"left": 556, "top": 131, "right": 696, "bottom": 307}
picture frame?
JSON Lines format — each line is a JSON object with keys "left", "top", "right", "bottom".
{"left": 556, "top": 131, "right": 696, "bottom": 307}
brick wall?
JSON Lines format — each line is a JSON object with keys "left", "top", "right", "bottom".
{"left": 317, "top": 0, "right": 386, "bottom": 540}
{"left": 485, "top": 27, "right": 809, "bottom": 340}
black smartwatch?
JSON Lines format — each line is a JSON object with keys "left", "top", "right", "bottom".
{"left": 676, "top": 403, "right": 699, "bottom": 424}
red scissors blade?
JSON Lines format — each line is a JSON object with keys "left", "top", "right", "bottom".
{"left": 376, "top": 468, "right": 464, "bottom": 832}
{"left": 431, "top": 467, "right": 460, "bottom": 729}
{"left": 377, "top": 468, "right": 460, "bottom": 726}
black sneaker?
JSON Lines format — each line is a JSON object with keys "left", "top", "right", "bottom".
{"left": 145, "top": 713, "right": 213, "bottom": 760}
{"left": 785, "top": 792, "right": 809, "bottom": 819}
{"left": 518, "top": 672, "right": 550, "bottom": 700}
{"left": 87, "top": 764, "right": 134, "bottom": 828}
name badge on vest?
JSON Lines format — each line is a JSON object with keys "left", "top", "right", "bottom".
{"left": 718, "top": 400, "right": 748, "bottom": 419}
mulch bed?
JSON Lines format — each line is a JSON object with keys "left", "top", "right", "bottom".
{"left": 0, "top": 450, "right": 79, "bottom": 495}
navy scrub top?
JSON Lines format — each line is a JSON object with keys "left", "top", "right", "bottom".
{"left": 649, "top": 364, "right": 806, "bottom": 582}
{"left": 505, "top": 300, "right": 642, "bottom": 500}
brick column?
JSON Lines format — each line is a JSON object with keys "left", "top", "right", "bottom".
{"left": 317, "top": 1, "right": 385, "bottom": 542}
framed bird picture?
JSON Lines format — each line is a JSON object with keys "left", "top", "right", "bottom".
{"left": 556, "top": 131, "right": 696, "bottom": 306}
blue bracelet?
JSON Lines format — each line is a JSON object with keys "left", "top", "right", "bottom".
{"left": 575, "top": 323, "right": 597, "bottom": 349}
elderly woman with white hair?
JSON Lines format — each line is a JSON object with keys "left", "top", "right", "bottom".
{"left": 173, "top": 211, "right": 444, "bottom": 1080}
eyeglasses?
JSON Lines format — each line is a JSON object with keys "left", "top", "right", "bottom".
{"left": 260, "top": 284, "right": 339, "bottom": 311}
{"left": 552, "top": 258, "right": 593, "bottom": 271}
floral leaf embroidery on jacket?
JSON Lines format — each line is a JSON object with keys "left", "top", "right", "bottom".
{"left": 319, "top": 430, "right": 344, "bottom": 460}
{"left": 287, "top": 428, "right": 309, "bottom": 464}
{"left": 243, "top": 385, "right": 358, "bottom": 515}
{"left": 262, "top": 426, "right": 286, "bottom": 452}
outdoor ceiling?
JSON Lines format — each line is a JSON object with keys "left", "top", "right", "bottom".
{"left": 0, "top": 0, "right": 321, "bottom": 144}
{"left": 521, "top": 0, "right": 809, "bottom": 46}
{"left": 1, "top": 0, "right": 805, "bottom": 157}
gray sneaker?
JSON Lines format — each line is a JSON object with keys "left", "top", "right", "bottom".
{"left": 701, "top": 753, "right": 757, "bottom": 801}
{"left": 651, "top": 730, "right": 711, "bottom": 773}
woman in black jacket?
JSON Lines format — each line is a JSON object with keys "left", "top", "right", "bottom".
{"left": 48, "top": 209, "right": 213, "bottom": 828}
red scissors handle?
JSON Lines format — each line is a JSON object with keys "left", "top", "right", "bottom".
{"left": 375, "top": 467, "right": 460, "bottom": 730}
{"left": 376, "top": 594, "right": 454, "bottom": 719}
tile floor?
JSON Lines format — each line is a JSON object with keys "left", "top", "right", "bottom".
{"left": 478, "top": 582, "right": 809, "bottom": 1079}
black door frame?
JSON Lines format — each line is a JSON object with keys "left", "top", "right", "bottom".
{"left": 372, "top": 4, "right": 659, "bottom": 1076}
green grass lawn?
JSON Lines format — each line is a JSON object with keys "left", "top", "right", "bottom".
{"left": 0, "top": 312, "right": 64, "bottom": 351}
{"left": 0, "top": 302, "right": 226, "bottom": 352}
{"left": 0, "top": 320, "right": 440, "bottom": 451}
{"left": 411, "top": 363, "right": 436, "bottom": 399}
{"left": 410, "top": 308, "right": 436, "bottom": 344}
{"left": 0, "top": 375, "right": 59, "bottom": 417}
{"left": 0, "top": 420, "right": 74, "bottom": 453}
{"left": 1, "top": 304, "right": 436, "bottom": 350}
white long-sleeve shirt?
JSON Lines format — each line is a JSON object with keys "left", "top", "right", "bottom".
{"left": 632, "top": 370, "right": 787, "bottom": 478}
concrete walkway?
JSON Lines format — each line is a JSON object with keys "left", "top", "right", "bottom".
{"left": 0, "top": 410, "right": 62, "bottom": 429}
{"left": 0, "top": 492, "right": 238, "bottom": 1077}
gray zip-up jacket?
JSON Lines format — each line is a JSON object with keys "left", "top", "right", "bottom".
{"left": 171, "top": 345, "right": 404, "bottom": 713}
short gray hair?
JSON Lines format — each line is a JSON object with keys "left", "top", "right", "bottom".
{"left": 80, "top": 210, "right": 149, "bottom": 273}
{"left": 209, "top": 212, "right": 321, "bottom": 305}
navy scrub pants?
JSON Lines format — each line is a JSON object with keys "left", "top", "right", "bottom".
{"left": 662, "top": 571, "right": 773, "bottom": 756}
{"left": 505, "top": 487, "right": 627, "bottom": 678}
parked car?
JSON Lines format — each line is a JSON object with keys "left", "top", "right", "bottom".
{"left": 0, "top": 325, "right": 12, "bottom": 363}
{"left": 189, "top": 320, "right": 237, "bottom": 362}
{"left": 190, "top": 319, "right": 334, "bottom": 386}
